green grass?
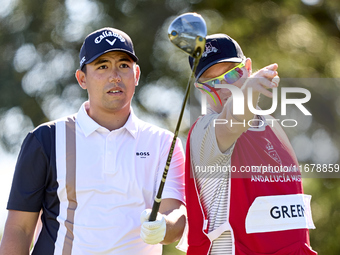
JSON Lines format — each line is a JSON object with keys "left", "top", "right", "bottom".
{"left": 163, "top": 241, "right": 185, "bottom": 255}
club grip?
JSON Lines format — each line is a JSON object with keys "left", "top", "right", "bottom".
{"left": 149, "top": 199, "right": 161, "bottom": 221}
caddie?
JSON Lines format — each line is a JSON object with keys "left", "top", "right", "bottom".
{"left": 179, "top": 33, "right": 317, "bottom": 255}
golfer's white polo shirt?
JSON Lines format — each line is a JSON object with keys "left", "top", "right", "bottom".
{"left": 7, "top": 101, "right": 185, "bottom": 255}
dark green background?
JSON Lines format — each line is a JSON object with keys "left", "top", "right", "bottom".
{"left": 0, "top": 0, "right": 339, "bottom": 254}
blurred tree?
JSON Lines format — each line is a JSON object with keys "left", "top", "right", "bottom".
{"left": 0, "top": 0, "right": 339, "bottom": 254}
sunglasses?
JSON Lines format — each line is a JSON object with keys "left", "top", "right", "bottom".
{"left": 196, "top": 62, "right": 245, "bottom": 92}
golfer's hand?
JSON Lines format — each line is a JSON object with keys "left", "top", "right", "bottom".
{"left": 140, "top": 209, "right": 166, "bottom": 245}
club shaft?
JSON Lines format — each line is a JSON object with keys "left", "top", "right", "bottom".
{"left": 149, "top": 58, "right": 200, "bottom": 221}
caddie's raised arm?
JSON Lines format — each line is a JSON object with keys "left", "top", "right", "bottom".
{"left": 191, "top": 34, "right": 280, "bottom": 152}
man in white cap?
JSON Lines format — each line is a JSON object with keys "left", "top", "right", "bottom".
{"left": 181, "top": 34, "right": 317, "bottom": 255}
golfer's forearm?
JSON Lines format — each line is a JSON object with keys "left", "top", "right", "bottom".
{"left": 0, "top": 227, "right": 32, "bottom": 255}
{"left": 161, "top": 207, "right": 186, "bottom": 245}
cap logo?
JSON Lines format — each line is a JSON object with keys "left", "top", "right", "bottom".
{"left": 202, "top": 42, "right": 218, "bottom": 58}
{"left": 105, "top": 38, "right": 116, "bottom": 46}
{"left": 94, "top": 31, "right": 126, "bottom": 44}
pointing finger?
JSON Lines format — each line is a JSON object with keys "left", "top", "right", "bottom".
{"left": 265, "top": 63, "right": 278, "bottom": 71}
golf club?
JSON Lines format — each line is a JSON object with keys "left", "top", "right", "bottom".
{"left": 149, "top": 12, "right": 207, "bottom": 221}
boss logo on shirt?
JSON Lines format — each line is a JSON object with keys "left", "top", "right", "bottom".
{"left": 136, "top": 152, "right": 150, "bottom": 158}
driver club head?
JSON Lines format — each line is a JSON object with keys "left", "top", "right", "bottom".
{"left": 168, "top": 12, "right": 207, "bottom": 59}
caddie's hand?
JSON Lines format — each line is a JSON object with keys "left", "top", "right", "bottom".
{"left": 245, "top": 63, "right": 280, "bottom": 98}
{"left": 140, "top": 209, "right": 166, "bottom": 245}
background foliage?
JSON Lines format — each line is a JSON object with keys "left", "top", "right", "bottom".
{"left": 0, "top": 0, "right": 339, "bottom": 254}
